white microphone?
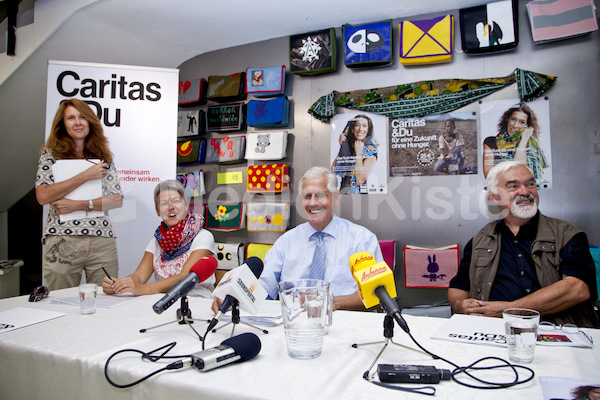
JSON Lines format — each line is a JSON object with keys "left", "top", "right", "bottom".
{"left": 191, "top": 332, "right": 261, "bottom": 371}
{"left": 208, "top": 257, "right": 266, "bottom": 331}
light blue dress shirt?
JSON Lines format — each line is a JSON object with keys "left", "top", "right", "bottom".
{"left": 259, "top": 216, "right": 384, "bottom": 299}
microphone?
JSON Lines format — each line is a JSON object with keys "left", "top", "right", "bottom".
{"left": 349, "top": 251, "right": 409, "bottom": 333}
{"left": 191, "top": 332, "right": 261, "bottom": 371}
{"left": 208, "top": 257, "right": 266, "bottom": 331}
{"left": 152, "top": 255, "right": 218, "bottom": 314}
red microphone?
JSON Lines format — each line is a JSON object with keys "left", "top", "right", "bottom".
{"left": 190, "top": 255, "right": 219, "bottom": 282}
{"left": 153, "top": 255, "right": 218, "bottom": 314}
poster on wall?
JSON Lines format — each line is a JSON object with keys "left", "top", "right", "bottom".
{"left": 329, "top": 112, "right": 388, "bottom": 194}
{"left": 480, "top": 98, "right": 552, "bottom": 189}
{"left": 45, "top": 60, "right": 178, "bottom": 279}
{"left": 388, "top": 112, "right": 478, "bottom": 176}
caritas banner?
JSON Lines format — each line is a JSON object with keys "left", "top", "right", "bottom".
{"left": 45, "top": 60, "right": 178, "bottom": 278}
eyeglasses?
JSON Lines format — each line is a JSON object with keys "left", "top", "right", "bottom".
{"left": 539, "top": 321, "right": 579, "bottom": 334}
{"left": 28, "top": 286, "right": 49, "bottom": 302}
{"left": 538, "top": 321, "right": 593, "bottom": 343}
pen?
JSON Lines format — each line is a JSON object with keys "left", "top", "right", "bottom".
{"left": 86, "top": 159, "right": 110, "bottom": 169}
{"left": 102, "top": 266, "right": 115, "bottom": 283}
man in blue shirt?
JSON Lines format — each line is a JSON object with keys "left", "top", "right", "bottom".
{"left": 211, "top": 167, "right": 383, "bottom": 312}
{"left": 259, "top": 167, "right": 383, "bottom": 310}
{"left": 448, "top": 161, "right": 597, "bottom": 327}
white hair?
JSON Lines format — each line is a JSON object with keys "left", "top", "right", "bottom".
{"left": 300, "top": 167, "right": 338, "bottom": 194}
{"left": 487, "top": 161, "right": 533, "bottom": 194}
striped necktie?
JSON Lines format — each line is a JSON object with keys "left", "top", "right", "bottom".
{"left": 309, "top": 231, "right": 327, "bottom": 280}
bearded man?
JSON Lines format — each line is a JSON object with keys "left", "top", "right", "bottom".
{"left": 448, "top": 161, "right": 598, "bottom": 327}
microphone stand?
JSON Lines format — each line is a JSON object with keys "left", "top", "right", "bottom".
{"left": 352, "top": 315, "right": 419, "bottom": 379}
{"left": 211, "top": 300, "right": 269, "bottom": 337}
{"left": 140, "top": 296, "right": 208, "bottom": 341}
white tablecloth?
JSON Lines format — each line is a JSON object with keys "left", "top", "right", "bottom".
{"left": 1, "top": 288, "right": 599, "bottom": 400}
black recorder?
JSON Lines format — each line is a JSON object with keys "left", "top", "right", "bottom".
{"left": 377, "top": 364, "right": 452, "bottom": 384}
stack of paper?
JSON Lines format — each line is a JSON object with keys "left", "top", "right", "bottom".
{"left": 222, "top": 300, "right": 283, "bottom": 326}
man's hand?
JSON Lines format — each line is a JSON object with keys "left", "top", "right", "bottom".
{"left": 464, "top": 300, "right": 513, "bottom": 318}
{"left": 211, "top": 297, "right": 224, "bottom": 314}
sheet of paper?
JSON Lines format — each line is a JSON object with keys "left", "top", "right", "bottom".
{"left": 0, "top": 307, "right": 65, "bottom": 334}
{"left": 431, "top": 314, "right": 593, "bottom": 348}
{"left": 51, "top": 293, "right": 142, "bottom": 309}
{"left": 52, "top": 159, "right": 103, "bottom": 222}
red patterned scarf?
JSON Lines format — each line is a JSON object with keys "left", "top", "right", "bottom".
{"left": 154, "top": 212, "right": 202, "bottom": 261}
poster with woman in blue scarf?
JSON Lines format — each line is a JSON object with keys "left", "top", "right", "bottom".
{"left": 330, "top": 112, "right": 388, "bottom": 194}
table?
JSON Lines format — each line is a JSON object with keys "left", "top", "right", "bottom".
{"left": 1, "top": 288, "right": 599, "bottom": 400}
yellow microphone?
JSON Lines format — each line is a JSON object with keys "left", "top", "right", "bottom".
{"left": 349, "top": 251, "right": 408, "bottom": 333}
{"left": 349, "top": 251, "right": 377, "bottom": 302}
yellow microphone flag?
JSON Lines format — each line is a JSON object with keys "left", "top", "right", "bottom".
{"left": 349, "top": 251, "right": 377, "bottom": 275}
{"left": 353, "top": 261, "right": 397, "bottom": 309}
{"left": 349, "top": 251, "right": 378, "bottom": 301}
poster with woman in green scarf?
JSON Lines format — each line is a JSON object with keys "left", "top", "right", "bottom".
{"left": 481, "top": 99, "right": 552, "bottom": 189}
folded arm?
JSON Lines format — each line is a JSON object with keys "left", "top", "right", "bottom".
{"left": 449, "top": 275, "right": 591, "bottom": 318}
{"left": 36, "top": 162, "right": 109, "bottom": 205}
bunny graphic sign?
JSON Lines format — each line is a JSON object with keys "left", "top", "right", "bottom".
{"left": 422, "top": 254, "right": 447, "bottom": 282}
{"left": 403, "top": 244, "right": 459, "bottom": 288}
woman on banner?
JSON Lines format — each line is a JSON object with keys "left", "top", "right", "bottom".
{"left": 35, "top": 99, "right": 123, "bottom": 290}
{"left": 483, "top": 103, "right": 548, "bottom": 179}
{"left": 331, "top": 114, "right": 379, "bottom": 194}
{"left": 102, "top": 180, "right": 216, "bottom": 298}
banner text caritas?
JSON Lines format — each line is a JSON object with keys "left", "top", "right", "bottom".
{"left": 55, "top": 71, "right": 162, "bottom": 127}
{"left": 390, "top": 118, "right": 436, "bottom": 149}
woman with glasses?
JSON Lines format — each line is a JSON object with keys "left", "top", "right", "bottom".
{"left": 102, "top": 180, "right": 216, "bottom": 298}
{"left": 36, "top": 99, "right": 123, "bottom": 290}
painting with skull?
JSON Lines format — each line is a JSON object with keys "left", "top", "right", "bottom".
{"left": 343, "top": 20, "right": 392, "bottom": 68}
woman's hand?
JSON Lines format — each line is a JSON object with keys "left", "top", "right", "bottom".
{"left": 83, "top": 161, "right": 109, "bottom": 181}
{"left": 520, "top": 127, "right": 535, "bottom": 143}
{"left": 108, "top": 276, "right": 145, "bottom": 296}
{"left": 102, "top": 276, "right": 117, "bottom": 295}
{"left": 353, "top": 140, "right": 364, "bottom": 156}
{"left": 50, "top": 198, "right": 83, "bottom": 214}
{"left": 338, "top": 131, "right": 348, "bottom": 146}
